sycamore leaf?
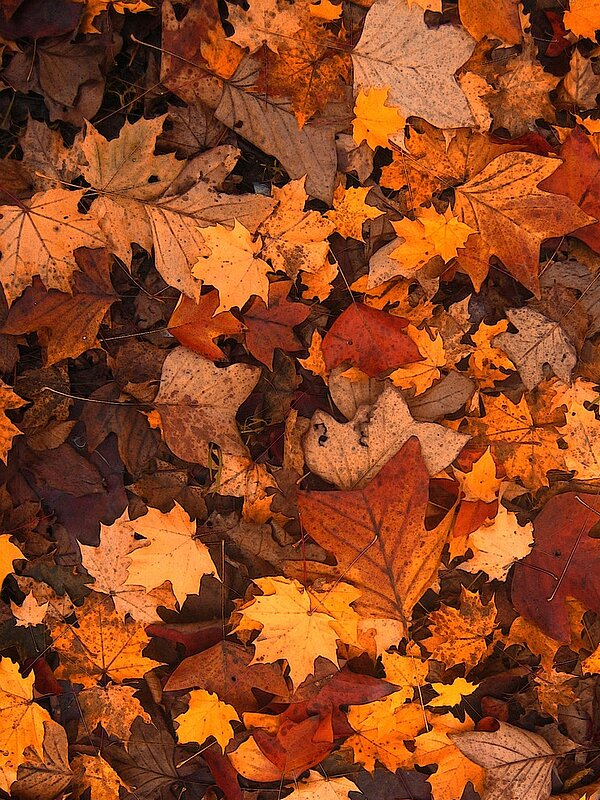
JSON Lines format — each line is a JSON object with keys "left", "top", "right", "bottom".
{"left": 192, "top": 219, "right": 272, "bottom": 312}
{"left": 352, "top": 87, "right": 405, "bottom": 150}
{"left": 0, "top": 189, "right": 104, "bottom": 305}
{"left": 0, "top": 658, "right": 51, "bottom": 793}
{"left": 352, "top": 0, "right": 475, "bottom": 130}
{"left": 154, "top": 346, "right": 261, "bottom": 465}
{"left": 297, "top": 437, "right": 455, "bottom": 628}
{"left": 174, "top": 689, "right": 239, "bottom": 750}
{"left": 302, "top": 383, "right": 469, "bottom": 488}
{"left": 451, "top": 721, "right": 557, "bottom": 800}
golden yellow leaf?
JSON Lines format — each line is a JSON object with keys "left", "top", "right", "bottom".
{"left": 0, "top": 535, "right": 23, "bottom": 587}
{"left": 426, "top": 589, "right": 497, "bottom": 671}
{"left": 352, "top": 87, "right": 405, "bottom": 151}
{"left": 454, "top": 447, "right": 502, "bottom": 503}
{"left": 175, "top": 689, "right": 239, "bottom": 750}
{"left": 412, "top": 713, "right": 485, "bottom": 800}
{"left": 71, "top": 755, "right": 124, "bottom": 800}
{"left": 389, "top": 325, "right": 446, "bottom": 395}
{"left": 192, "top": 220, "right": 271, "bottom": 312}
{"left": 381, "top": 652, "right": 429, "bottom": 702}
{"left": 123, "top": 504, "right": 217, "bottom": 606}
{"left": 298, "top": 330, "right": 329, "bottom": 381}
{"left": 309, "top": 0, "right": 342, "bottom": 19}
{"left": 564, "top": 0, "right": 600, "bottom": 39}
{"left": 259, "top": 178, "right": 334, "bottom": 280}
{"left": 428, "top": 677, "right": 478, "bottom": 707}
{"left": 80, "top": 0, "right": 151, "bottom": 34}
{"left": 287, "top": 771, "right": 358, "bottom": 799}
{"left": 50, "top": 595, "right": 158, "bottom": 687}
{"left": 227, "top": 0, "right": 303, "bottom": 53}
{"left": 234, "top": 576, "right": 358, "bottom": 686}
{"left": 0, "top": 658, "right": 51, "bottom": 793}
{"left": 469, "top": 320, "right": 515, "bottom": 388}
{"left": 326, "top": 185, "right": 383, "bottom": 242}
{"left": 418, "top": 206, "right": 477, "bottom": 262}
{"left": 346, "top": 696, "right": 423, "bottom": 771}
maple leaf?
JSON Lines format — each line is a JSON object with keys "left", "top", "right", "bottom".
{"left": 234, "top": 576, "right": 360, "bottom": 686}
{"left": 174, "top": 689, "right": 239, "bottom": 750}
{"left": 77, "top": 684, "right": 151, "bottom": 741}
{"left": 0, "top": 534, "right": 24, "bottom": 586}
{"left": 0, "top": 381, "right": 24, "bottom": 464}
{"left": 154, "top": 346, "right": 261, "bottom": 465}
{"left": 352, "top": 87, "right": 405, "bottom": 151}
{"left": 0, "top": 658, "right": 51, "bottom": 792}
{"left": 428, "top": 677, "right": 478, "bottom": 707}
{"left": 227, "top": 0, "right": 302, "bottom": 53}
{"left": 2, "top": 247, "right": 117, "bottom": 366}
{"left": 242, "top": 280, "right": 310, "bottom": 368}
{"left": 469, "top": 320, "right": 516, "bottom": 387}
{"left": 124, "top": 504, "right": 217, "bottom": 605}
{"left": 412, "top": 713, "right": 485, "bottom": 800}
{"left": 454, "top": 447, "right": 502, "bottom": 504}
{"left": 389, "top": 326, "right": 447, "bottom": 395}
{"left": 71, "top": 755, "right": 124, "bottom": 800}
{"left": 458, "top": 0, "right": 522, "bottom": 44}
{"left": 10, "top": 593, "right": 48, "bottom": 627}
{"left": 453, "top": 151, "right": 595, "bottom": 295}
{"left": 425, "top": 588, "right": 497, "bottom": 671}
{"left": 326, "top": 185, "right": 383, "bottom": 242}
{"left": 352, "top": 0, "right": 475, "bottom": 130}
{"left": 167, "top": 290, "right": 245, "bottom": 362}
{"left": 564, "top": 0, "right": 600, "bottom": 39}
{"left": 0, "top": 189, "right": 104, "bottom": 305}
{"left": 346, "top": 695, "right": 423, "bottom": 771}
{"left": 192, "top": 219, "right": 272, "bottom": 312}
{"left": 287, "top": 771, "right": 358, "bottom": 799}
{"left": 50, "top": 594, "right": 158, "bottom": 687}
{"left": 80, "top": 0, "right": 151, "bottom": 33}
{"left": 297, "top": 437, "right": 454, "bottom": 629}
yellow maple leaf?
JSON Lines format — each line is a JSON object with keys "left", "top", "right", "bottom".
{"left": 298, "top": 330, "right": 329, "bottom": 380}
{"left": 121, "top": 504, "right": 217, "bottom": 606}
{"left": 418, "top": 206, "right": 477, "bottom": 262}
{"left": 71, "top": 754, "right": 124, "bottom": 800}
{"left": 412, "top": 713, "right": 485, "bottom": 800}
{"left": 381, "top": 651, "right": 429, "bottom": 702}
{"left": 326, "top": 185, "right": 383, "bottom": 242}
{"left": 428, "top": 677, "right": 478, "bottom": 707}
{"left": 426, "top": 589, "right": 497, "bottom": 671}
{"left": 353, "top": 87, "right": 405, "bottom": 150}
{"left": 389, "top": 325, "right": 446, "bottom": 394}
{"left": 50, "top": 595, "right": 158, "bottom": 687}
{"left": 192, "top": 220, "right": 272, "bottom": 312}
{"left": 346, "top": 696, "right": 423, "bottom": 771}
{"left": 469, "top": 320, "right": 515, "bottom": 387}
{"left": 175, "top": 689, "right": 239, "bottom": 750}
{"left": 564, "top": 0, "right": 600, "bottom": 40}
{"left": 0, "top": 658, "right": 51, "bottom": 792}
{"left": 234, "top": 576, "right": 358, "bottom": 686}
{"left": 77, "top": 685, "right": 150, "bottom": 742}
